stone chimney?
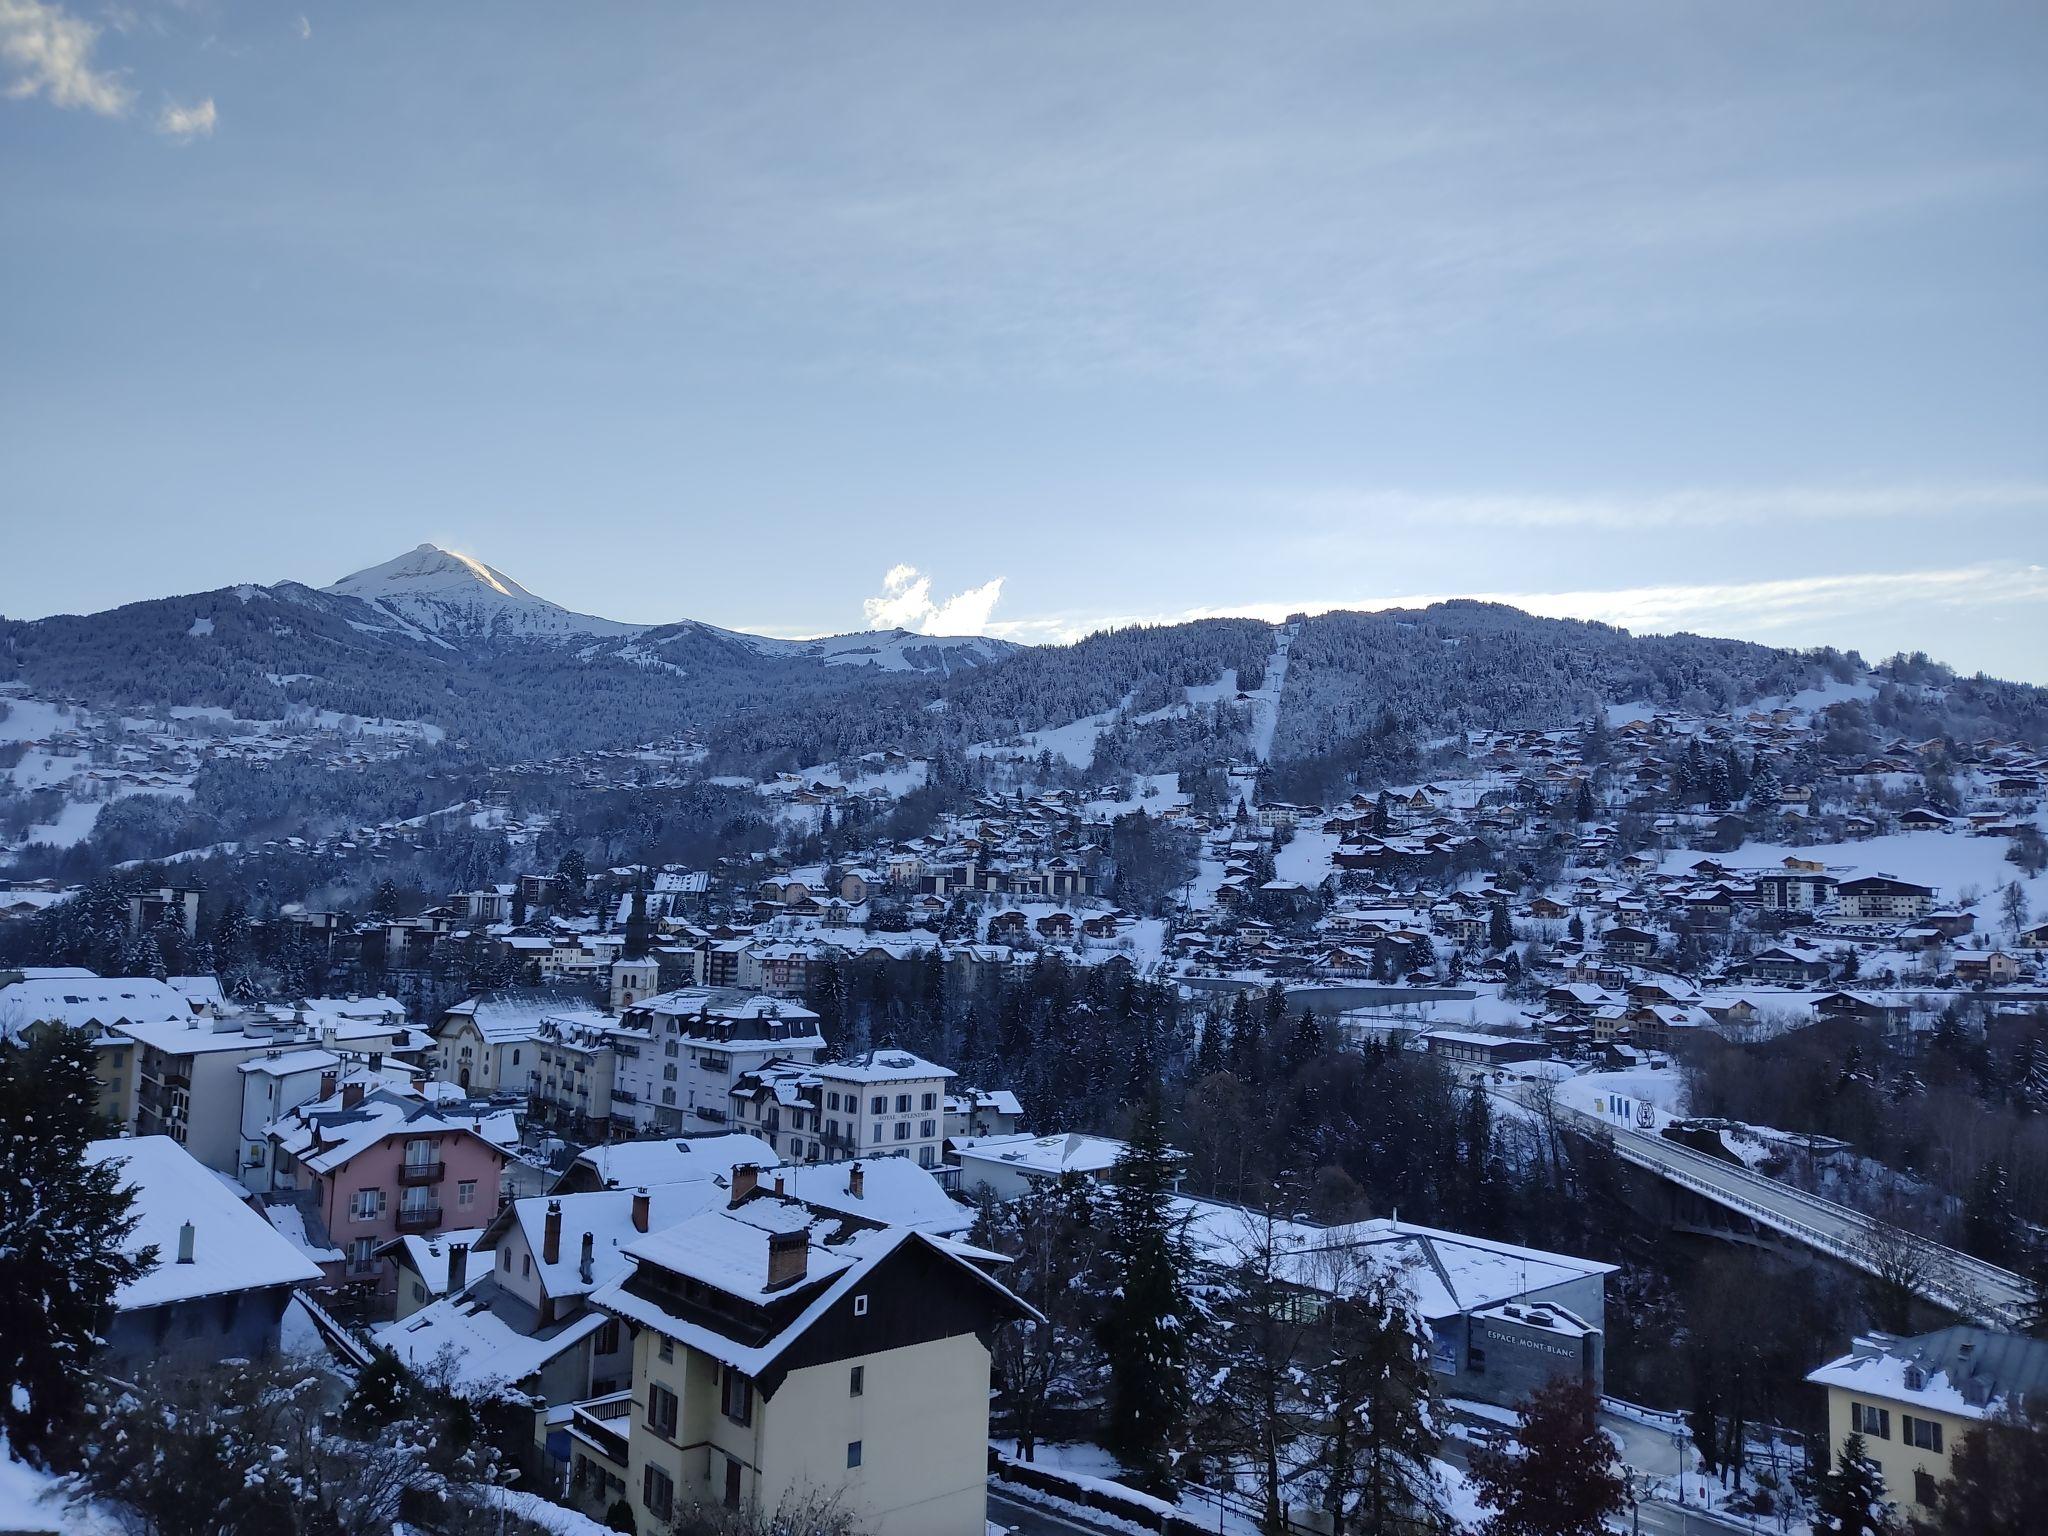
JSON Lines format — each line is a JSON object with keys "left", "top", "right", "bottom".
{"left": 580, "top": 1231, "right": 595, "bottom": 1286}
{"left": 448, "top": 1241, "right": 469, "bottom": 1293}
{"left": 765, "top": 1228, "right": 808, "bottom": 1291}
{"left": 341, "top": 1081, "right": 365, "bottom": 1110}
{"left": 729, "top": 1164, "right": 760, "bottom": 1206}
{"left": 176, "top": 1220, "right": 195, "bottom": 1264}
{"left": 631, "top": 1187, "right": 650, "bottom": 1233}
{"left": 543, "top": 1198, "right": 562, "bottom": 1265}
{"left": 847, "top": 1161, "right": 864, "bottom": 1200}
{"left": 319, "top": 1069, "right": 338, "bottom": 1101}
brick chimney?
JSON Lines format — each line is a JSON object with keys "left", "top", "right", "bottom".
{"left": 847, "top": 1161, "right": 864, "bottom": 1200}
{"left": 729, "top": 1164, "right": 760, "bottom": 1206}
{"left": 543, "top": 1198, "right": 562, "bottom": 1265}
{"left": 319, "top": 1070, "right": 338, "bottom": 1101}
{"left": 772, "top": 1172, "right": 786, "bottom": 1197}
{"left": 765, "top": 1228, "right": 808, "bottom": 1291}
{"left": 580, "top": 1230, "right": 595, "bottom": 1286}
{"left": 341, "top": 1080, "right": 365, "bottom": 1109}
{"left": 448, "top": 1241, "right": 469, "bottom": 1293}
{"left": 631, "top": 1187, "right": 650, "bottom": 1233}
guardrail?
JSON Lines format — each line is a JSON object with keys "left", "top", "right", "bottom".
{"left": 1551, "top": 1101, "right": 2027, "bottom": 1324}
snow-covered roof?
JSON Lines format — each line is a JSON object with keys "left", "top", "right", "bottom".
{"left": 86, "top": 1136, "right": 321, "bottom": 1309}
{"left": 0, "top": 976, "right": 191, "bottom": 1039}
{"left": 952, "top": 1132, "right": 1128, "bottom": 1180}
{"left": 1807, "top": 1327, "right": 2048, "bottom": 1421}
{"left": 375, "top": 1278, "right": 609, "bottom": 1393}
{"left": 269, "top": 1090, "right": 519, "bottom": 1174}
{"left": 1174, "top": 1199, "right": 1615, "bottom": 1325}
{"left": 565, "top": 1132, "right": 777, "bottom": 1192}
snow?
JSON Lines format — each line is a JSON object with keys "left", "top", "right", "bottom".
{"left": 1660, "top": 828, "right": 2048, "bottom": 920}
{"left": 1555, "top": 1067, "right": 1688, "bottom": 1131}
{"left": 185, "top": 615, "right": 214, "bottom": 636}
{"left": 84, "top": 1136, "right": 323, "bottom": 1308}
{"left": 16, "top": 799, "right": 102, "bottom": 850}
{"left": 1273, "top": 827, "right": 1340, "bottom": 887}
{"left": 1245, "top": 622, "right": 1292, "bottom": 763}
{"left": 327, "top": 543, "right": 642, "bottom": 642}
{"left": 969, "top": 703, "right": 1128, "bottom": 770}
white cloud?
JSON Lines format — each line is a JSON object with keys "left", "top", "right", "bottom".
{"left": 982, "top": 563, "right": 2048, "bottom": 647}
{"left": 0, "top": 0, "right": 131, "bottom": 115}
{"left": 296, "top": 14, "right": 311, "bottom": 41}
{"left": 861, "top": 564, "right": 1006, "bottom": 635}
{"left": 1284, "top": 481, "right": 2048, "bottom": 534}
{"left": 156, "top": 94, "right": 213, "bottom": 140}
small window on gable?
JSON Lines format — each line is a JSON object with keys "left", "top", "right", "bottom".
{"left": 853, "top": 1294, "right": 868, "bottom": 1317}
{"left": 849, "top": 1365, "right": 864, "bottom": 1397}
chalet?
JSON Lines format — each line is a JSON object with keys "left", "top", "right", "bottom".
{"left": 1601, "top": 925, "right": 1659, "bottom": 964}
{"left": 1745, "top": 943, "right": 1832, "bottom": 984}
{"left": 1812, "top": 993, "right": 1911, "bottom": 1033}
{"left": 1897, "top": 807, "right": 1954, "bottom": 833}
{"left": 1954, "top": 951, "right": 2023, "bottom": 986}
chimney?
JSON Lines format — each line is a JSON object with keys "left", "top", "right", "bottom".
{"left": 729, "top": 1164, "right": 760, "bottom": 1206}
{"left": 772, "top": 1172, "right": 786, "bottom": 1197}
{"left": 631, "top": 1187, "right": 650, "bottom": 1233}
{"left": 765, "top": 1228, "right": 808, "bottom": 1291}
{"left": 448, "top": 1241, "right": 469, "bottom": 1293}
{"left": 176, "top": 1221, "right": 196, "bottom": 1264}
{"left": 580, "top": 1231, "right": 595, "bottom": 1286}
{"left": 847, "top": 1162, "right": 864, "bottom": 1200}
{"left": 411, "top": 1073, "right": 427, "bottom": 1095}
{"left": 543, "top": 1199, "right": 562, "bottom": 1265}
{"left": 319, "top": 1070, "right": 338, "bottom": 1101}
{"left": 341, "top": 1081, "right": 365, "bottom": 1110}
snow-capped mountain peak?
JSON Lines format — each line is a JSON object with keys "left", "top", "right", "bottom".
{"left": 324, "top": 544, "right": 644, "bottom": 644}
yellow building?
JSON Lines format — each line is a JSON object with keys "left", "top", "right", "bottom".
{"left": 1807, "top": 1327, "right": 2048, "bottom": 1521}
{"left": 583, "top": 1166, "right": 1034, "bottom": 1536}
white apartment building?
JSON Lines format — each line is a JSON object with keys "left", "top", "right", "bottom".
{"left": 730, "top": 1051, "right": 956, "bottom": 1168}
{"left": 623, "top": 989, "right": 826, "bottom": 1136}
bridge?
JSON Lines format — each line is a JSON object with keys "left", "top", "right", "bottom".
{"left": 1510, "top": 1087, "right": 2032, "bottom": 1328}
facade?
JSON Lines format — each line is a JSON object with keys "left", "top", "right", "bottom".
{"left": 434, "top": 993, "right": 550, "bottom": 1095}
{"left": 1837, "top": 876, "right": 1937, "bottom": 922}
{"left": 624, "top": 990, "right": 827, "bottom": 1136}
{"left": 265, "top": 1087, "right": 517, "bottom": 1287}
{"left": 1808, "top": 1328, "right": 2048, "bottom": 1522}
{"left": 729, "top": 1051, "right": 954, "bottom": 1169}
{"left": 84, "top": 1136, "right": 321, "bottom": 1371}
{"left": 0, "top": 970, "right": 194, "bottom": 1126}
{"left": 531, "top": 1010, "right": 654, "bottom": 1140}
{"left": 586, "top": 1176, "right": 1033, "bottom": 1536}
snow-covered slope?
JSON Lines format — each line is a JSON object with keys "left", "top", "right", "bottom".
{"left": 745, "top": 627, "right": 1016, "bottom": 674}
{"left": 324, "top": 544, "right": 644, "bottom": 644}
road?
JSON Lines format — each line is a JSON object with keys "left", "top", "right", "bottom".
{"left": 987, "top": 1487, "right": 1136, "bottom": 1536}
{"left": 1500, "top": 1080, "right": 2031, "bottom": 1326}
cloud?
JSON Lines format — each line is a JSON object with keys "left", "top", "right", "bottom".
{"left": 861, "top": 564, "right": 1006, "bottom": 635}
{"left": 1283, "top": 481, "right": 2048, "bottom": 534}
{"left": 982, "top": 563, "right": 2048, "bottom": 647}
{"left": 296, "top": 14, "right": 310, "bottom": 40}
{"left": 0, "top": 0, "right": 131, "bottom": 114}
{"left": 156, "top": 94, "right": 213, "bottom": 140}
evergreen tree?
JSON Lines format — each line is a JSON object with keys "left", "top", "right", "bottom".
{"left": 1963, "top": 1161, "right": 2019, "bottom": 1267}
{"left": 1812, "top": 1433, "right": 1896, "bottom": 1536}
{"left": 1227, "top": 990, "right": 1262, "bottom": 1082}
{"left": 1913, "top": 1400, "right": 2048, "bottom": 1535}
{"left": 1286, "top": 1007, "right": 1325, "bottom": 1076}
{"left": 1489, "top": 899, "right": 1514, "bottom": 952}
{"left": 1193, "top": 1009, "right": 1225, "bottom": 1079}
{"left": 1572, "top": 779, "right": 1594, "bottom": 824}
{"left": 1468, "top": 1378, "right": 1625, "bottom": 1536}
{"left": 1098, "top": 1096, "right": 1192, "bottom": 1495}
{"left": 0, "top": 1025, "right": 155, "bottom": 1467}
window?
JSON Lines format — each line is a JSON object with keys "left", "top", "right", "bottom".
{"left": 642, "top": 1465, "right": 674, "bottom": 1521}
{"left": 457, "top": 1180, "right": 477, "bottom": 1208}
{"left": 720, "top": 1369, "right": 753, "bottom": 1427}
{"left": 894, "top": 1121, "right": 909, "bottom": 1141}
{"left": 350, "top": 1188, "right": 386, "bottom": 1222}
{"left": 849, "top": 1365, "right": 864, "bottom": 1397}
{"left": 658, "top": 1338, "right": 674, "bottom": 1363}
{"left": 1902, "top": 1415, "right": 1942, "bottom": 1452}
{"left": 921, "top": 1091, "right": 936, "bottom": 1111}
{"left": 1467, "top": 1343, "right": 1486, "bottom": 1373}
{"left": 723, "top": 1457, "right": 742, "bottom": 1509}
{"left": 1914, "top": 1470, "right": 1938, "bottom": 1508}
{"left": 647, "top": 1383, "right": 678, "bottom": 1439}
{"left": 825, "top": 1118, "right": 839, "bottom": 1140}
{"left": 412, "top": 1281, "right": 426, "bottom": 1303}
{"left": 869, "top": 1095, "right": 886, "bottom": 1115}
{"left": 522, "top": 1253, "right": 532, "bottom": 1278}
{"left": 846, "top": 1441, "right": 862, "bottom": 1469}
{"left": 500, "top": 1248, "right": 510, "bottom": 1269}
{"left": 827, "top": 1091, "right": 841, "bottom": 1111}
{"left": 511, "top": 1049, "right": 521, "bottom": 1066}
{"left": 895, "top": 1093, "right": 911, "bottom": 1113}
{"left": 853, "top": 1293, "right": 868, "bottom": 1317}
{"left": 1852, "top": 1402, "right": 1891, "bottom": 1440}
{"left": 348, "top": 1237, "right": 376, "bottom": 1272}
{"left": 920, "top": 1119, "right": 936, "bottom": 1138}
{"left": 919, "top": 1146, "right": 937, "bottom": 1168}
{"left": 596, "top": 1318, "right": 621, "bottom": 1353}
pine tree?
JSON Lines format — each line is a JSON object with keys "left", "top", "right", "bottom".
{"left": 1572, "top": 779, "right": 1594, "bottom": 824}
{"left": 1489, "top": 899, "right": 1514, "bottom": 952}
{"left": 0, "top": 1025, "right": 156, "bottom": 1467}
{"left": 1468, "top": 1377, "right": 1625, "bottom": 1536}
{"left": 1193, "top": 1010, "right": 1225, "bottom": 1079}
{"left": 1098, "top": 1096, "right": 1192, "bottom": 1495}
{"left": 1227, "top": 990, "right": 1261, "bottom": 1082}
{"left": 1964, "top": 1161, "right": 2019, "bottom": 1267}
{"left": 1811, "top": 1433, "right": 1896, "bottom": 1536}
{"left": 1286, "top": 1007, "right": 1325, "bottom": 1076}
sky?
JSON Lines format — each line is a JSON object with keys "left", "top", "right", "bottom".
{"left": 3, "top": 1, "right": 2046, "bottom": 680}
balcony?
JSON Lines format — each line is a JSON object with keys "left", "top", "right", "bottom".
{"left": 398, "top": 1159, "right": 443, "bottom": 1186}
{"left": 394, "top": 1204, "right": 442, "bottom": 1232}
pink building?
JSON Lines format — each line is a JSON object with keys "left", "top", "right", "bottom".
{"left": 266, "top": 1084, "right": 518, "bottom": 1289}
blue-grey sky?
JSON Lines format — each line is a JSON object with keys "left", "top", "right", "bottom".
{"left": 4, "top": 2, "right": 2045, "bottom": 678}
